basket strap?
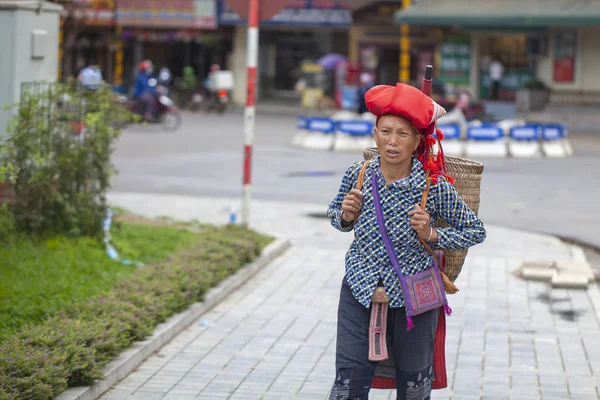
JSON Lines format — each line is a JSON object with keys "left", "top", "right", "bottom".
{"left": 417, "top": 178, "right": 459, "bottom": 294}
{"left": 418, "top": 179, "right": 435, "bottom": 257}
{"left": 356, "top": 161, "right": 369, "bottom": 192}
{"left": 354, "top": 161, "right": 369, "bottom": 219}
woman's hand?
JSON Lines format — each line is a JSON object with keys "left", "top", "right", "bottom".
{"left": 341, "top": 189, "right": 363, "bottom": 223}
{"left": 408, "top": 204, "right": 436, "bottom": 241}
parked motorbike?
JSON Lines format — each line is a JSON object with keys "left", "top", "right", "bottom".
{"left": 205, "top": 71, "right": 234, "bottom": 115}
{"left": 208, "top": 89, "right": 231, "bottom": 114}
{"left": 116, "top": 78, "right": 182, "bottom": 132}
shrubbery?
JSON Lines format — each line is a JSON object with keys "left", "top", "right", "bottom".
{"left": 0, "top": 81, "right": 131, "bottom": 238}
{"left": 0, "top": 225, "right": 272, "bottom": 400}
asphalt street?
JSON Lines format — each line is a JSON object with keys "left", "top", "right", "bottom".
{"left": 111, "top": 109, "right": 600, "bottom": 249}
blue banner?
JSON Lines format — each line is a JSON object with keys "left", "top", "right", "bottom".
{"left": 217, "top": 0, "right": 352, "bottom": 27}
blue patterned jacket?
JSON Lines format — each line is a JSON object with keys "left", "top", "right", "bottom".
{"left": 327, "top": 156, "right": 486, "bottom": 308}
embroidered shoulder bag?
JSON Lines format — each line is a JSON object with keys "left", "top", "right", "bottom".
{"left": 371, "top": 169, "right": 451, "bottom": 330}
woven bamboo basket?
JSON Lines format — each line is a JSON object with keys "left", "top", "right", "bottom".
{"left": 362, "top": 147, "right": 483, "bottom": 282}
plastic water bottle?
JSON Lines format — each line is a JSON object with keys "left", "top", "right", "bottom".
{"left": 229, "top": 205, "right": 237, "bottom": 224}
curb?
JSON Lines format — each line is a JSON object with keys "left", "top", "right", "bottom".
{"left": 56, "top": 234, "right": 292, "bottom": 400}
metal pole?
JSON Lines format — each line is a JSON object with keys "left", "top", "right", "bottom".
{"left": 241, "top": 0, "right": 259, "bottom": 227}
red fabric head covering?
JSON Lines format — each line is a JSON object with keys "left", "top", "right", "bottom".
{"left": 365, "top": 83, "right": 454, "bottom": 184}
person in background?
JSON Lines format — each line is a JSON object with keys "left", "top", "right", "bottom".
{"left": 78, "top": 61, "right": 103, "bottom": 90}
{"left": 158, "top": 65, "right": 172, "bottom": 86}
{"left": 358, "top": 73, "right": 375, "bottom": 114}
{"left": 489, "top": 58, "right": 504, "bottom": 100}
{"left": 158, "top": 65, "right": 173, "bottom": 95}
{"left": 133, "top": 60, "right": 157, "bottom": 121}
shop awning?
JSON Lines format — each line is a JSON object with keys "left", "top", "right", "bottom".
{"left": 394, "top": 0, "right": 600, "bottom": 28}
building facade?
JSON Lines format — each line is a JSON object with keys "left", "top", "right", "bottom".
{"left": 217, "top": 0, "right": 353, "bottom": 104}
{"left": 395, "top": 0, "right": 600, "bottom": 105}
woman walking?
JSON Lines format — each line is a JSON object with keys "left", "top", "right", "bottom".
{"left": 327, "top": 82, "right": 486, "bottom": 400}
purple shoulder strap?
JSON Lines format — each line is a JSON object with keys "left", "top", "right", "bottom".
{"left": 371, "top": 170, "right": 407, "bottom": 282}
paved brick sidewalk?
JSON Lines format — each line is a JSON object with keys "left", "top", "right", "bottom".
{"left": 100, "top": 193, "right": 600, "bottom": 400}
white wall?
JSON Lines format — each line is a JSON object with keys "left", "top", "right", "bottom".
{"left": 0, "top": 1, "right": 62, "bottom": 134}
{"left": 0, "top": 9, "right": 16, "bottom": 134}
{"left": 13, "top": 5, "right": 61, "bottom": 99}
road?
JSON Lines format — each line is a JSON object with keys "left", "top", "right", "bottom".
{"left": 112, "top": 109, "right": 600, "bottom": 249}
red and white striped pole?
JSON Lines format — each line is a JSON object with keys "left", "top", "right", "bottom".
{"left": 241, "top": 0, "right": 259, "bottom": 228}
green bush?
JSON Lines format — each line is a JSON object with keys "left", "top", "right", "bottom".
{"left": 0, "top": 81, "right": 132, "bottom": 238}
{"left": 0, "top": 221, "right": 200, "bottom": 341}
{"left": 0, "top": 224, "right": 273, "bottom": 399}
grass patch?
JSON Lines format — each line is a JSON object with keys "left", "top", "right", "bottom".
{"left": 0, "top": 221, "right": 200, "bottom": 341}
{"left": 0, "top": 211, "right": 274, "bottom": 400}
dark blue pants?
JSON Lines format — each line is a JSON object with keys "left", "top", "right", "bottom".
{"left": 330, "top": 279, "right": 438, "bottom": 400}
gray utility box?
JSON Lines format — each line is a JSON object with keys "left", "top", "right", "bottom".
{"left": 0, "top": 0, "right": 62, "bottom": 136}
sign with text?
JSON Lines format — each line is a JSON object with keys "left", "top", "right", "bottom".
{"left": 218, "top": 0, "right": 352, "bottom": 27}
{"left": 58, "top": 0, "right": 115, "bottom": 25}
{"left": 116, "top": 0, "right": 216, "bottom": 29}
{"left": 440, "top": 35, "right": 471, "bottom": 85}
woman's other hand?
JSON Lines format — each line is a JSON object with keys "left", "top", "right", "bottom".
{"left": 341, "top": 189, "right": 363, "bottom": 223}
{"left": 408, "top": 204, "right": 437, "bottom": 241}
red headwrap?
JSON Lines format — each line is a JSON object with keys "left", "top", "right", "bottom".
{"left": 365, "top": 83, "right": 454, "bottom": 184}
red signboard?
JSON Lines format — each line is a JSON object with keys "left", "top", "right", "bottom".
{"left": 553, "top": 31, "right": 576, "bottom": 83}
{"left": 225, "top": 0, "right": 287, "bottom": 21}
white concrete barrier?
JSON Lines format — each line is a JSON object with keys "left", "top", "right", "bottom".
{"left": 508, "top": 125, "right": 542, "bottom": 158}
{"left": 541, "top": 124, "right": 567, "bottom": 158}
{"left": 293, "top": 115, "right": 572, "bottom": 160}
{"left": 497, "top": 118, "right": 526, "bottom": 137}
{"left": 436, "top": 123, "right": 464, "bottom": 157}
{"left": 302, "top": 117, "right": 337, "bottom": 151}
{"left": 562, "top": 126, "right": 574, "bottom": 156}
{"left": 465, "top": 125, "right": 507, "bottom": 158}
{"left": 361, "top": 112, "right": 377, "bottom": 122}
{"left": 437, "top": 108, "right": 468, "bottom": 139}
{"left": 331, "top": 110, "right": 361, "bottom": 121}
{"left": 291, "top": 115, "right": 309, "bottom": 148}
{"left": 333, "top": 120, "right": 375, "bottom": 152}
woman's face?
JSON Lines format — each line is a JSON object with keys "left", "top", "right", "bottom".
{"left": 374, "top": 115, "right": 421, "bottom": 166}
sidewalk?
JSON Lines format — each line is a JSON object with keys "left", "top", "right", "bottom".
{"left": 100, "top": 192, "right": 600, "bottom": 400}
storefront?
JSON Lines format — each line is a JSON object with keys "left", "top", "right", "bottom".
{"left": 217, "top": 0, "right": 352, "bottom": 104}
{"left": 115, "top": 0, "right": 218, "bottom": 91}
{"left": 57, "top": 0, "right": 116, "bottom": 81}
{"left": 349, "top": 1, "right": 441, "bottom": 86}
{"left": 394, "top": 0, "right": 600, "bottom": 105}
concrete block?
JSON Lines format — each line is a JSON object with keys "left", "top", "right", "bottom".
{"left": 542, "top": 141, "right": 567, "bottom": 158}
{"left": 441, "top": 140, "right": 465, "bottom": 157}
{"left": 562, "top": 138, "right": 574, "bottom": 156}
{"left": 332, "top": 133, "right": 360, "bottom": 152}
{"left": 291, "top": 129, "right": 308, "bottom": 148}
{"left": 508, "top": 141, "right": 542, "bottom": 158}
{"left": 465, "top": 140, "right": 508, "bottom": 158}
{"left": 522, "top": 267, "right": 556, "bottom": 281}
{"left": 551, "top": 274, "right": 589, "bottom": 289}
{"left": 302, "top": 133, "right": 334, "bottom": 151}
{"left": 520, "top": 260, "right": 555, "bottom": 269}
{"left": 554, "top": 260, "right": 595, "bottom": 280}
